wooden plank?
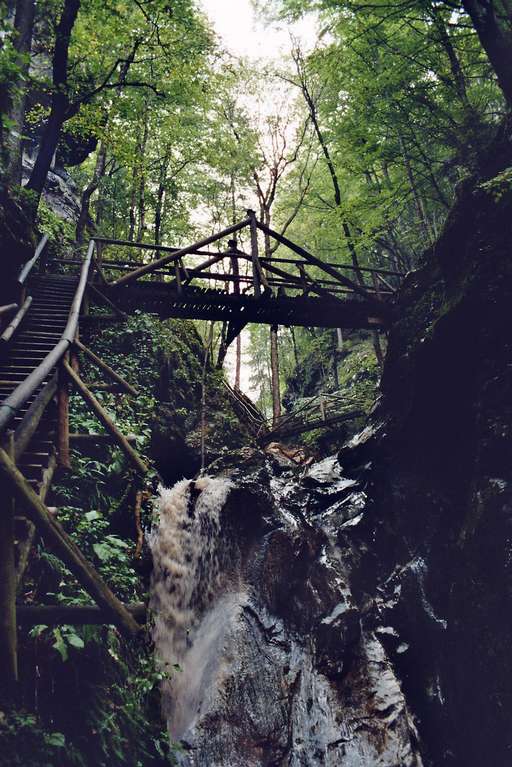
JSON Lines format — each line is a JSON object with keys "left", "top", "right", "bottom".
{"left": 74, "top": 338, "right": 137, "bottom": 396}
{"left": 0, "top": 446, "right": 141, "bottom": 636}
{"left": 17, "top": 602, "right": 146, "bottom": 626}
{"left": 110, "top": 218, "right": 251, "bottom": 288}
{"left": 63, "top": 361, "right": 147, "bottom": 475}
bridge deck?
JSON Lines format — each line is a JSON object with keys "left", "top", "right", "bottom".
{"left": 106, "top": 281, "right": 390, "bottom": 329}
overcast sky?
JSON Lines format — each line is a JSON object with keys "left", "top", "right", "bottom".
{"left": 200, "top": 0, "right": 316, "bottom": 60}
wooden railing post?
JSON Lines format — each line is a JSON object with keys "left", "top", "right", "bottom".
{"left": 247, "top": 210, "right": 262, "bottom": 298}
{"left": 57, "top": 358, "right": 71, "bottom": 469}
{"left": 0, "top": 430, "right": 18, "bottom": 699}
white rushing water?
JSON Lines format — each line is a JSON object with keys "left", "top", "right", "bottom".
{"left": 149, "top": 476, "right": 236, "bottom": 738}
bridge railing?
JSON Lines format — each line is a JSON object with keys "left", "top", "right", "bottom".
{"left": 83, "top": 211, "right": 403, "bottom": 308}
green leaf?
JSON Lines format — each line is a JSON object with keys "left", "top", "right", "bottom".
{"left": 45, "top": 732, "right": 66, "bottom": 748}
{"left": 52, "top": 629, "right": 68, "bottom": 662}
{"left": 85, "top": 510, "right": 101, "bottom": 521}
{"left": 93, "top": 542, "right": 111, "bottom": 561}
{"left": 66, "top": 633, "right": 85, "bottom": 650}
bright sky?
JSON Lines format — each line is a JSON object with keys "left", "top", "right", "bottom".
{"left": 198, "top": 1, "right": 317, "bottom": 399}
{"left": 200, "top": 0, "right": 316, "bottom": 60}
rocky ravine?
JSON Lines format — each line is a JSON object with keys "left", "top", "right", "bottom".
{"left": 149, "top": 129, "right": 512, "bottom": 767}
{"left": 150, "top": 452, "right": 423, "bottom": 767}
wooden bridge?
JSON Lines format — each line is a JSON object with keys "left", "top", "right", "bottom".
{"left": 0, "top": 211, "right": 401, "bottom": 693}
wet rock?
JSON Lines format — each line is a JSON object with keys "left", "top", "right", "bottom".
{"left": 151, "top": 457, "right": 423, "bottom": 766}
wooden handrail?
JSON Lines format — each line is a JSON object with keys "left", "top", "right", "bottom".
{"left": 109, "top": 218, "right": 251, "bottom": 288}
{"left": 0, "top": 240, "right": 95, "bottom": 435}
{"left": 1, "top": 297, "right": 32, "bottom": 344}
{"left": 18, "top": 234, "right": 49, "bottom": 285}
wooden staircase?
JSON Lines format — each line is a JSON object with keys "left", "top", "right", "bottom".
{"left": 0, "top": 274, "right": 78, "bottom": 494}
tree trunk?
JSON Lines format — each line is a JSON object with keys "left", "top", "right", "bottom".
{"left": 76, "top": 143, "right": 106, "bottom": 243}
{"left": 25, "top": 0, "right": 80, "bottom": 207}
{"left": 270, "top": 324, "right": 281, "bottom": 427}
{"left": 398, "top": 134, "right": 432, "bottom": 245}
{"left": 5, "top": 0, "right": 36, "bottom": 187}
{"left": 460, "top": 0, "right": 512, "bottom": 108}
{"left": 136, "top": 112, "right": 149, "bottom": 242}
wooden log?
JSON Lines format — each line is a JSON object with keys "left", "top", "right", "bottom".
{"left": 0, "top": 303, "right": 19, "bottom": 317}
{"left": 88, "top": 382, "right": 125, "bottom": 392}
{"left": 57, "top": 360, "right": 70, "bottom": 469}
{"left": 134, "top": 490, "right": 144, "bottom": 559}
{"left": 110, "top": 217, "right": 251, "bottom": 288}
{"left": 17, "top": 602, "right": 147, "bottom": 626}
{"left": 88, "top": 283, "right": 128, "bottom": 319}
{"left": 0, "top": 446, "right": 141, "bottom": 636}
{"left": 73, "top": 338, "right": 138, "bottom": 396}
{"left": 63, "top": 361, "right": 147, "bottom": 475}
{"left": 256, "top": 220, "right": 379, "bottom": 303}
{"left": 247, "top": 209, "right": 262, "bottom": 298}
{"left": 69, "top": 432, "right": 137, "bottom": 445}
{"left": 16, "top": 452, "right": 57, "bottom": 591}
{"left": 1, "top": 297, "right": 32, "bottom": 344}
{"left": 0, "top": 432, "right": 18, "bottom": 696}
{"left": 13, "top": 374, "right": 58, "bottom": 463}
{"left": 18, "top": 234, "right": 49, "bottom": 285}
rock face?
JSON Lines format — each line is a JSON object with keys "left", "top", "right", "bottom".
{"left": 150, "top": 455, "right": 423, "bottom": 766}
{"left": 150, "top": 129, "right": 512, "bottom": 767}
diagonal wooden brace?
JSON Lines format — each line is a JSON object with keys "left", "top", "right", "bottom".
{"left": 0, "top": 447, "right": 140, "bottom": 637}
{"left": 73, "top": 338, "right": 138, "bottom": 396}
{"left": 63, "top": 361, "right": 147, "bottom": 475}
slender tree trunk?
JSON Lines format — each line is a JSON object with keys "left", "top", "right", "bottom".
{"left": 270, "top": 324, "right": 281, "bottom": 427}
{"left": 398, "top": 134, "right": 432, "bottom": 244}
{"left": 128, "top": 164, "right": 137, "bottom": 241}
{"left": 136, "top": 113, "right": 149, "bottom": 242}
{"left": 292, "top": 50, "right": 365, "bottom": 284}
{"left": 76, "top": 143, "right": 106, "bottom": 243}
{"left": 5, "top": 0, "right": 36, "bottom": 186}
{"left": 260, "top": 209, "right": 282, "bottom": 425}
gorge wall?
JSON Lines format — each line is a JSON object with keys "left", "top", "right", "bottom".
{"left": 149, "top": 128, "right": 512, "bottom": 767}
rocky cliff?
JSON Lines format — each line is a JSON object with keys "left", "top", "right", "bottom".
{"left": 149, "top": 127, "right": 512, "bottom": 767}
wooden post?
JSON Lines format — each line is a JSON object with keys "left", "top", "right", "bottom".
{"left": 73, "top": 338, "right": 138, "bottom": 396}
{"left": 0, "top": 431, "right": 18, "bottom": 698}
{"left": 88, "top": 284, "right": 127, "bottom": 319}
{"left": 247, "top": 209, "right": 262, "bottom": 298}
{"left": 57, "top": 358, "right": 70, "bottom": 469}
{"left": 174, "top": 262, "right": 183, "bottom": 294}
{"left": 63, "top": 361, "right": 147, "bottom": 475}
{"left": 0, "top": 446, "right": 141, "bottom": 636}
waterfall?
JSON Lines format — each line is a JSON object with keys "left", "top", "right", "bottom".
{"left": 149, "top": 475, "right": 236, "bottom": 738}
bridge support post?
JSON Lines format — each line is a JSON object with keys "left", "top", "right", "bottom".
{"left": 247, "top": 209, "right": 262, "bottom": 298}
